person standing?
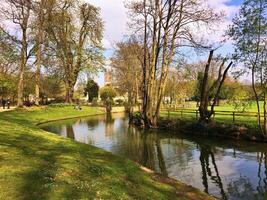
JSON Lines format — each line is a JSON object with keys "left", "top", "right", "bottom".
{"left": 7, "top": 98, "right": 10, "bottom": 109}
{"left": 1, "top": 98, "right": 6, "bottom": 109}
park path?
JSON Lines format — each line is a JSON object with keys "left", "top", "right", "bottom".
{"left": 0, "top": 107, "right": 16, "bottom": 112}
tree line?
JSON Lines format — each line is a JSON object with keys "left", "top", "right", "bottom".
{"left": 111, "top": 0, "right": 267, "bottom": 135}
{"left": 0, "top": 0, "right": 266, "bottom": 135}
{"left": 0, "top": 0, "right": 104, "bottom": 106}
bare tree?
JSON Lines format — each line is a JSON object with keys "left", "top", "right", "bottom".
{"left": 111, "top": 39, "right": 143, "bottom": 115}
{"left": 127, "top": 0, "right": 222, "bottom": 128}
{"left": 198, "top": 50, "right": 233, "bottom": 123}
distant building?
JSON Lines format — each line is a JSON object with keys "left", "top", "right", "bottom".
{"left": 104, "top": 69, "right": 113, "bottom": 86}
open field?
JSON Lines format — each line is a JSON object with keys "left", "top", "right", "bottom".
{"left": 161, "top": 101, "right": 264, "bottom": 127}
{"left": 0, "top": 106, "right": 215, "bottom": 200}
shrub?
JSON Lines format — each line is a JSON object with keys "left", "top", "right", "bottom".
{"left": 91, "top": 97, "right": 99, "bottom": 106}
{"left": 100, "top": 86, "right": 116, "bottom": 102}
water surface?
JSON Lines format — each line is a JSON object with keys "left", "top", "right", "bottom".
{"left": 41, "top": 113, "right": 267, "bottom": 200}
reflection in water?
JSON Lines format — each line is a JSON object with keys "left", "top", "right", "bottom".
{"left": 66, "top": 124, "right": 75, "bottom": 139}
{"left": 156, "top": 138, "right": 168, "bottom": 176}
{"left": 199, "top": 144, "right": 227, "bottom": 199}
{"left": 41, "top": 113, "right": 267, "bottom": 200}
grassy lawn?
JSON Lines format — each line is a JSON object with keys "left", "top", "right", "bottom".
{"left": 0, "top": 106, "right": 214, "bottom": 200}
{"left": 161, "top": 101, "right": 263, "bottom": 127}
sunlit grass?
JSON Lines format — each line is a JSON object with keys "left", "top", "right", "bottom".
{"left": 0, "top": 106, "right": 214, "bottom": 200}
{"left": 161, "top": 101, "right": 265, "bottom": 127}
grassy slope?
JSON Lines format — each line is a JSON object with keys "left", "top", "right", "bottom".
{"left": 0, "top": 106, "right": 214, "bottom": 200}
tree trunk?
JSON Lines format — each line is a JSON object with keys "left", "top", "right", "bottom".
{"left": 17, "top": 28, "right": 27, "bottom": 107}
{"left": 35, "top": 44, "right": 41, "bottom": 105}
{"left": 141, "top": 0, "right": 150, "bottom": 128}
{"left": 209, "top": 62, "right": 233, "bottom": 119}
{"left": 35, "top": 0, "right": 44, "bottom": 106}
{"left": 199, "top": 50, "right": 214, "bottom": 122}
{"left": 252, "top": 63, "right": 263, "bottom": 135}
{"left": 65, "top": 80, "right": 75, "bottom": 104}
{"left": 264, "top": 91, "right": 267, "bottom": 136}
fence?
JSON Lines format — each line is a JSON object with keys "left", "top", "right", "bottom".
{"left": 162, "top": 108, "right": 260, "bottom": 123}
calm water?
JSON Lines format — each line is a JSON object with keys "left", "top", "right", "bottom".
{"left": 40, "top": 113, "right": 267, "bottom": 200}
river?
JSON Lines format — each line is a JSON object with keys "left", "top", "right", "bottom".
{"left": 40, "top": 113, "right": 267, "bottom": 200}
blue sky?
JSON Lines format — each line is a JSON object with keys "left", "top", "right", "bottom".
{"left": 226, "top": 0, "right": 243, "bottom": 6}
{"left": 87, "top": 0, "right": 244, "bottom": 86}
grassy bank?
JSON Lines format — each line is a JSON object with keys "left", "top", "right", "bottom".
{"left": 0, "top": 106, "right": 214, "bottom": 200}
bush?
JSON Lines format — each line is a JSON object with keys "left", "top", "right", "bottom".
{"left": 91, "top": 97, "right": 99, "bottom": 106}
{"left": 49, "top": 103, "right": 73, "bottom": 107}
{"left": 100, "top": 86, "right": 116, "bottom": 102}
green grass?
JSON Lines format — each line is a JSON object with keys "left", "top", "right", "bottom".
{"left": 170, "top": 101, "right": 263, "bottom": 112}
{"left": 161, "top": 101, "right": 265, "bottom": 127}
{"left": 0, "top": 106, "right": 214, "bottom": 200}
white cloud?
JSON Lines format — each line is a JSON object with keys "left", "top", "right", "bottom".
{"left": 85, "top": 0, "right": 128, "bottom": 50}
{"left": 207, "top": 0, "right": 239, "bottom": 17}
{"left": 85, "top": 0, "right": 240, "bottom": 50}
{"left": 205, "top": 0, "right": 240, "bottom": 43}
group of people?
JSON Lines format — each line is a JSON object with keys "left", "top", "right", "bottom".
{"left": 1, "top": 98, "right": 11, "bottom": 109}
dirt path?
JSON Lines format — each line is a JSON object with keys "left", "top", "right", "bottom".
{"left": 0, "top": 107, "right": 16, "bottom": 112}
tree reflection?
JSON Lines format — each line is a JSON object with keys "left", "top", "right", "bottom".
{"left": 199, "top": 144, "right": 227, "bottom": 200}
{"left": 105, "top": 113, "right": 114, "bottom": 137}
{"left": 254, "top": 152, "right": 267, "bottom": 199}
{"left": 86, "top": 117, "right": 100, "bottom": 129}
{"left": 141, "top": 132, "right": 157, "bottom": 170}
{"left": 155, "top": 138, "right": 168, "bottom": 176}
{"left": 66, "top": 124, "right": 75, "bottom": 139}
{"left": 123, "top": 127, "right": 168, "bottom": 175}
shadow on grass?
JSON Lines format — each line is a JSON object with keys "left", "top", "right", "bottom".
{"left": 0, "top": 108, "right": 214, "bottom": 200}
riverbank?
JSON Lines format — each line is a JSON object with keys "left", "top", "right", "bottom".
{"left": 132, "top": 112, "right": 266, "bottom": 143}
{"left": 0, "top": 106, "right": 215, "bottom": 200}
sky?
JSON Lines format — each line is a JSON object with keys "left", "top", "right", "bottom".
{"left": 86, "top": 0, "right": 244, "bottom": 86}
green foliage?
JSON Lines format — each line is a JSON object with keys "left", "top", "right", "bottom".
{"left": 91, "top": 97, "right": 99, "bottom": 106}
{"left": 0, "top": 28, "right": 19, "bottom": 75}
{"left": 228, "top": 0, "right": 267, "bottom": 68}
{"left": 193, "top": 72, "right": 204, "bottom": 101}
{"left": 227, "top": 84, "right": 253, "bottom": 112}
{"left": 0, "top": 74, "right": 16, "bottom": 97}
{"left": 100, "top": 86, "right": 116, "bottom": 102}
{"left": 85, "top": 79, "right": 99, "bottom": 102}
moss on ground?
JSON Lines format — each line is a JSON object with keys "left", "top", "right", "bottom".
{"left": 0, "top": 106, "right": 215, "bottom": 200}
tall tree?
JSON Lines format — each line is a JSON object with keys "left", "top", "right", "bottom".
{"left": 111, "top": 39, "right": 143, "bottom": 114}
{"left": 85, "top": 79, "right": 99, "bottom": 102}
{"left": 0, "top": 0, "right": 33, "bottom": 107}
{"left": 46, "top": 1, "right": 104, "bottom": 103}
{"left": 228, "top": 0, "right": 267, "bottom": 135}
{"left": 33, "top": 0, "right": 46, "bottom": 105}
{"left": 127, "top": 0, "right": 221, "bottom": 128}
